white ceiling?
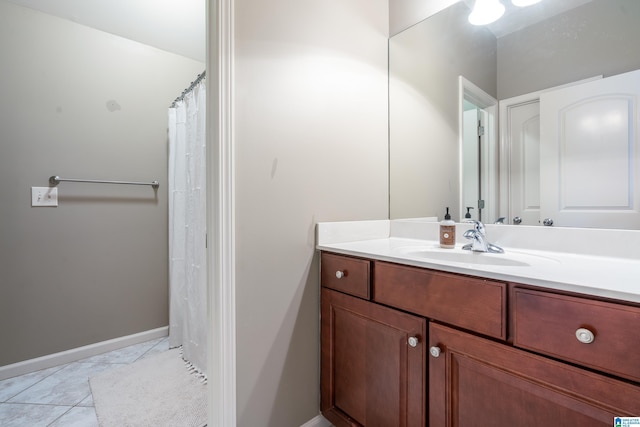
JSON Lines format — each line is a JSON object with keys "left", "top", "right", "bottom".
{"left": 4, "top": 0, "right": 206, "bottom": 62}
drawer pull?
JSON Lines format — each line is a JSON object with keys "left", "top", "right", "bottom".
{"left": 429, "top": 346, "right": 442, "bottom": 358}
{"left": 575, "top": 328, "right": 595, "bottom": 344}
{"left": 335, "top": 270, "right": 347, "bottom": 279}
{"left": 408, "top": 336, "right": 419, "bottom": 347}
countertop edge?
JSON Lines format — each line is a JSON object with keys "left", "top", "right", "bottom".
{"left": 317, "top": 239, "right": 640, "bottom": 304}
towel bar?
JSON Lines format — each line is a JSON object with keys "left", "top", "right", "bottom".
{"left": 49, "top": 176, "right": 159, "bottom": 189}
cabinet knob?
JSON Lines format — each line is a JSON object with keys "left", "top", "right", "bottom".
{"left": 408, "top": 336, "right": 419, "bottom": 347}
{"left": 429, "top": 346, "right": 442, "bottom": 358}
{"left": 575, "top": 328, "right": 595, "bottom": 344}
{"left": 335, "top": 270, "right": 346, "bottom": 279}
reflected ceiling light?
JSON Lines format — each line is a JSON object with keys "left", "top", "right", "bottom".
{"left": 468, "top": 0, "right": 505, "bottom": 26}
{"left": 512, "top": 0, "right": 542, "bottom": 6}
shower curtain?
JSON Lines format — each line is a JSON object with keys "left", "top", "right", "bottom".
{"left": 168, "top": 78, "right": 207, "bottom": 376}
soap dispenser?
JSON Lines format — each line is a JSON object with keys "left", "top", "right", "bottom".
{"left": 465, "top": 207, "right": 474, "bottom": 219}
{"left": 439, "top": 207, "right": 456, "bottom": 249}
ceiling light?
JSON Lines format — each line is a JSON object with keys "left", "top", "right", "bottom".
{"left": 468, "top": 0, "right": 506, "bottom": 26}
{"left": 512, "top": 0, "right": 542, "bottom": 6}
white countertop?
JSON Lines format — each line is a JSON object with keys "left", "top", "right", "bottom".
{"left": 316, "top": 219, "right": 640, "bottom": 303}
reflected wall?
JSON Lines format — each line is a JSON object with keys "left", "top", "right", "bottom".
{"left": 389, "top": 2, "right": 496, "bottom": 220}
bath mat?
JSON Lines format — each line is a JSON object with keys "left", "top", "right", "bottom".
{"left": 90, "top": 348, "right": 207, "bottom": 427}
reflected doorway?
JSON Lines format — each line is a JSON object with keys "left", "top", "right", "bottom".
{"left": 459, "top": 76, "right": 498, "bottom": 223}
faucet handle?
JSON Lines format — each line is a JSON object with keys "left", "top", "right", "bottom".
{"left": 466, "top": 220, "right": 485, "bottom": 235}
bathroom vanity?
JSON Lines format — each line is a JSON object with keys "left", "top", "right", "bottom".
{"left": 317, "top": 220, "right": 640, "bottom": 426}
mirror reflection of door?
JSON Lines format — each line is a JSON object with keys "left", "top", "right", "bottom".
{"left": 500, "top": 77, "right": 601, "bottom": 225}
{"left": 501, "top": 71, "right": 639, "bottom": 229}
{"left": 504, "top": 100, "right": 541, "bottom": 226}
{"left": 540, "top": 69, "right": 640, "bottom": 229}
{"left": 462, "top": 102, "right": 485, "bottom": 221}
{"left": 459, "top": 76, "right": 498, "bottom": 223}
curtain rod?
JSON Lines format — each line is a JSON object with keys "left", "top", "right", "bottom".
{"left": 170, "top": 70, "right": 206, "bottom": 108}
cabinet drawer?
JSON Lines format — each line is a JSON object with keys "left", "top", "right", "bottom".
{"left": 512, "top": 288, "right": 640, "bottom": 383}
{"left": 374, "top": 261, "right": 506, "bottom": 340}
{"left": 321, "top": 252, "right": 370, "bottom": 299}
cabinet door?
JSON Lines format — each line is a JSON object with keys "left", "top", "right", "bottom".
{"left": 429, "top": 322, "right": 640, "bottom": 427}
{"left": 321, "top": 288, "right": 426, "bottom": 427}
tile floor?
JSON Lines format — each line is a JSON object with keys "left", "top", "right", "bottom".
{"left": 0, "top": 336, "right": 169, "bottom": 427}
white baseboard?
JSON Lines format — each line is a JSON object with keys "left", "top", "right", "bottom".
{"left": 300, "top": 414, "right": 333, "bottom": 427}
{"left": 0, "top": 326, "right": 168, "bottom": 381}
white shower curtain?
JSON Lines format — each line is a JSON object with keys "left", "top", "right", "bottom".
{"left": 168, "top": 79, "right": 207, "bottom": 376}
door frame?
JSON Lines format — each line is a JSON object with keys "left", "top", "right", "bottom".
{"left": 207, "top": 0, "right": 237, "bottom": 426}
{"left": 459, "top": 76, "right": 498, "bottom": 223}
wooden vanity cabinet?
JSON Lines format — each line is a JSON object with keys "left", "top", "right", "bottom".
{"left": 320, "top": 251, "right": 640, "bottom": 426}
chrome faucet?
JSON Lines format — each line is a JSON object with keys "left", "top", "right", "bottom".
{"left": 462, "top": 220, "right": 504, "bottom": 253}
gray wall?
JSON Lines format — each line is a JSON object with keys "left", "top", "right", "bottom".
{"left": 232, "top": 0, "right": 389, "bottom": 425}
{"left": 0, "top": 1, "right": 203, "bottom": 366}
{"left": 498, "top": 0, "right": 640, "bottom": 99}
{"left": 390, "top": 0, "right": 457, "bottom": 36}
{"left": 389, "top": 1, "right": 496, "bottom": 220}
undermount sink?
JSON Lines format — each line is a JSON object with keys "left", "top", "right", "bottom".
{"left": 392, "top": 245, "right": 559, "bottom": 267}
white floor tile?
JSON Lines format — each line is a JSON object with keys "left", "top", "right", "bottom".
{"left": 48, "top": 406, "right": 98, "bottom": 427}
{"left": 140, "top": 337, "right": 171, "bottom": 359}
{"left": 79, "top": 338, "right": 164, "bottom": 364}
{"left": 77, "top": 393, "right": 94, "bottom": 407}
{"left": 8, "top": 362, "right": 125, "bottom": 406}
{"left": 0, "top": 403, "right": 70, "bottom": 427}
{"left": 0, "top": 365, "right": 66, "bottom": 402}
{"left": 2, "top": 336, "right": 170, "bottom": 426}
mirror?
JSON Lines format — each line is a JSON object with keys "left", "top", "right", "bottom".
{"left": 389, "top": 0, "right": 640, "bottom": 228}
